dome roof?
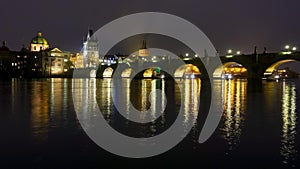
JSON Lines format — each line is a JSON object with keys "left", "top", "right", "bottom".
{"left": 30, "top": 32, "right": 48, "bottom": 45}
{"left": 0, "top": 41, "right": 10, "bottom": 52}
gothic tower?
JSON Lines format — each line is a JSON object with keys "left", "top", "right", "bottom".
{"left": 83, "top": 29, "right": 99, "bottom": 68}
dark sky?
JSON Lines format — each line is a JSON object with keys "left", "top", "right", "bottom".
{"left": 1, "top": 0, "right": 300, "bottom": 55}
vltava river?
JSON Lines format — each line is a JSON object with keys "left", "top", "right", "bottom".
{"left": 0, "top": 78, "right": 299, "bottom": 168}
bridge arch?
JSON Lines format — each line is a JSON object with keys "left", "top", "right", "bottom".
{"left": 174, "top": 64, "right": 201, "bottom": 78}
{"left": 264, "top": 59, "right": 299, "bottom": 76}
{"left": 90, "top": 69, "right": 97, "bottom": 78}
{"left": 121, "top": 68, "right": 135, "bottom": 78}
{"left": 143, "top": 68, "right": 157, "bottom": 78}
{"left": 213, "top": 62, "right": 247, "bottom": 78}
{"left": 103, "top": 67, "right": 114, "bottom": 78}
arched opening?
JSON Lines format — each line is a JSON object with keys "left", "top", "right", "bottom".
{"left": 174, "top": 64, "right": 201, "bottom": 78}
{"left": 213, "top": 62, "right": 247, "bottom": 79}
{"left": 143, "top": 68, "right": 155, "bottom": 78}
{"left": 90, "top": 69, "right": 96, "bottom": 78}
{"left": 142, "top": 67, "right": 164, "bottom": 78}
{"left": 264, "top": 60, "right": 300, "bottom": 79}
{"left": 103, "top": 67, "right": 114, "bottom": 78}
{"left": 121, "top": 68, "right": 134, "bottom": 78}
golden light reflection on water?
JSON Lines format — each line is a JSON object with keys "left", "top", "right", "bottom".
{"left": 76, "top": 78, "right": 201, "bottom": 135}
{"left": 9, "top": 77, "right": 300, "bottom": 166}
{"left": 219, "top": 79, "right": 247, "bottom": 152}
{"left": 280, "top": 82, "right": 297, "bottom": 165}
{"left": 178, "top": 78, "right": 201, "bottom": 127}
{"left": 30, "top": 79, "right": 71, "bottom": 141}
{"left": 31, "top": 80, "right": 50, "bottom": 141}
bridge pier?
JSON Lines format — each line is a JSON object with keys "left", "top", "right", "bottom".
{"left": 247, "top": 63, "right": 264, "bottom": 79}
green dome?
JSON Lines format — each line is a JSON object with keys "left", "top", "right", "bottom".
{"left": 31, "top": 32, "right": 48, "bottom": 45}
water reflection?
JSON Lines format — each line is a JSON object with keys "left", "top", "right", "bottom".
{"left": 177, "top": 78, "right": 201, "bottom": 127}
{"left": 30, "top": 79, "right": 71, "bottom": 141}
{"left": 31, "top": 80, "right": 50, "bottom": 142}
{"left": 74, "top": 78, "right": 201, "bottom": 137}
{"left": 280, "top": 81, "right": 298, "bottom": 165}
{"left": 4, "top": 78, "right": 300, "bottom": 167}
{"left": 219, "top": 79, "right": 247, "bottom": 152}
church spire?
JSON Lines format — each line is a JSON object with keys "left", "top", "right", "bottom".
{"left": 86, "top": 27, "right": 94, "bottom": 41}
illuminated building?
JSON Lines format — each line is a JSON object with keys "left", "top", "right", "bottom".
{"left": 30, "top": 31, "right": 49, "bottom": 52}
{"left": 28, "top": 31, "right": 72, "bottom": 76}
{"left": 38, "top": 48, "right": 72, "bottom": 76}
{"left": 70, "top": 53, "right": 84, "bottom": 68}
{"left": 82, "top": 29, "right": 100, "bottom": 68}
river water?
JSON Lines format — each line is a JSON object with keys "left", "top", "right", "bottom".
{"left": 0, "top": 78, "right": 299, "bottom": 168}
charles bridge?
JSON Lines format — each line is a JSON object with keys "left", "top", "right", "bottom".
{"left": 94, "top": 51, "right": 300, "bottom": 79}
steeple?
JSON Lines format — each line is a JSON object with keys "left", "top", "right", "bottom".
{"left": 86, "top": 28, "right": 94, "bottom": 41}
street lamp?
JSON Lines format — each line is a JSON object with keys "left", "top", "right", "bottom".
{"left": 292, "top": 47, "right": 297, "bottom": 51}
{"left": 185, "top": 53, "right": 189, "bottom": 57}
{"left": 285, "top": 45, "right": 290, "bottom": 50}
{"left": 227, "top": 49, "right": 232, "bottom": 54}
{"left": 236, "top": 51, "right": 241, "bottom": 55}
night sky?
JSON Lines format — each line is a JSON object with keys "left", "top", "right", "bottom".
{"left": 1, "top": 0, "right": 300, "bottom": 55}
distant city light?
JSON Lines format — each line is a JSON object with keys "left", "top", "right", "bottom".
{"left": 185, "top": 53, "right": 189, "bottom": 57}
{"left": 225, "top": 55, "right": 234, "bottom": 58}
{"left": 236, "top": 51, "right": 241, "bottom": 55}
{"left": 285, "top": 45, "right": 290, "bottom": 50}
{"left": 227, "top": 49, "right": 232, "bottom": 54}
{"left": 282, "top": 51, "right": 292, "bottom": 55}
{"left": 292, "top": 47, "right": 297, "bottom": 51}
{"left": 195, "top": 54, "right": 198, "bottom": 57}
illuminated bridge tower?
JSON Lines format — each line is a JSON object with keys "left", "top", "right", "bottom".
{"left": 83, "top": 29, "right": 100, "bottom": 68}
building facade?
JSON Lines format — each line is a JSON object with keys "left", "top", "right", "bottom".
{"left": 0, "top": 41, "right": 18, "bottom": 77}
{"left": 39, "top": 48, "right": 71, "bottom": 76}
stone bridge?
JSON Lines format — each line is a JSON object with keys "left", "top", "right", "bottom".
{"left": 95, "top": 52, "right": 300, "bottom": 79}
